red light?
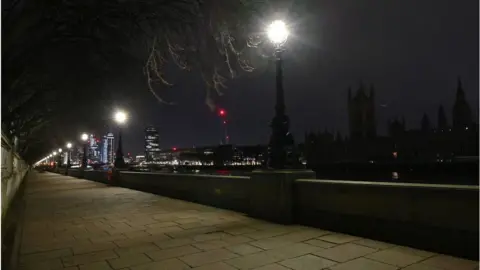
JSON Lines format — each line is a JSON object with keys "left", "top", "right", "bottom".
{"left": 218, "top": 109, "right": 226, "bottom": 116}
{"left": 172, "top": 147, "right": 177, "bottom": 151}
{"left": 223, "top": 121, "right": 227, "bottom": 124}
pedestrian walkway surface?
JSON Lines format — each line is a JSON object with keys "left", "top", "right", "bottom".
{"left": 19, "top": 172, "right": 478, "bottom": 270}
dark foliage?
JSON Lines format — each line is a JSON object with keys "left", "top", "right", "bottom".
{"left": 2, "top": 0, "right": 275, "bottom": 162}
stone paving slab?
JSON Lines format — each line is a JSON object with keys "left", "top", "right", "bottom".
{"left": 18, "top": 172, "right": 479, "bottom": 270}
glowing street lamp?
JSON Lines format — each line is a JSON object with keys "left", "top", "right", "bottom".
{"left": 267, "top": 20, "right": 289, "bottom": 45}
{"left": 114, "top": 111, "right": 127, "bottom": 124}
{"left": 265, "top": 19, "right": 298, "bottom": 169}
{"left": 81, "top": 133, "right": 89, "bottom": 169}
{"left": 56, "top": 149, "right": 63, "bottom": 168}
{"left": 65, "top": 142, "right": 72, "bottom": 174}
{"left": 113, "top": 110, "right": 127, "bottom": 168}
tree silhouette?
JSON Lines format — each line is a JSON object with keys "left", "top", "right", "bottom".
{"left": 3, "top": 0, "right": 273, "bottom": 161}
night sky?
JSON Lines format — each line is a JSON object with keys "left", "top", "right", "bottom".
{"left": 104, "top": 0, "right": 478, "bottom": 155}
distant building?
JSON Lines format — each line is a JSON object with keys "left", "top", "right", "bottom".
{"left": 135, "top": 155, "right": 146, "bottom": 163}
{"left": 306, "top": 79, "right": 478, "bottom": 164}
{"left": 452, "top": 78, "right": 473, "bottom": 131}
{"left": 145, "top": 126, "right": 160, "bottom": 161}
{"left": 88, "top": 134, "right": 102, "bottom": 163}
{"left": 63, "top": 152, "right": 69, "bottom": 165}
{"left": 348, "top": 83, "right": 376, "bottom": 140}
{"left": 101, "top": 133, "right": 115, "bottom": 164}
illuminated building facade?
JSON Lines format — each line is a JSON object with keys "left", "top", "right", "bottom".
{"left": 88, "top": 134, "right": 102, "bottom": 163}
{"left": 145, "top": 126, "right": 161, "bottom": 161}
{"left": 101, "top": 132, "right": 115, "bottom": 164}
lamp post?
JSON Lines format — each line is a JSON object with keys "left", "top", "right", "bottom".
{"left": 81, "top": 133, "right": 89, "bottom": 169}
{"left": 66, "top": 142, "right": 72, "bottom": 175}
{"left": 58, "top": 148, "right": 62, "bottom": 167}
{"left": 266, "top": 20, "right": 298, "bottom": 169}
{"left": 114, "top": 110, "right": 127, "bottom": 168}
{"left": 52, "top": 151, "right": 57, "bottom": 170}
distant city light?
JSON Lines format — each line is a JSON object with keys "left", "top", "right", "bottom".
{"left": 58, "top": 148, "right": 62, "bottom": 153}
{"left": 66, "top": 142, "right": 72, "bottom": 149}
{"left": 81, "top": 133, "right": 88, "bottom": 141}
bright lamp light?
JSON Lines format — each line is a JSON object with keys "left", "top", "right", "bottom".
{"left": 66, "top": 142, "right": 72, "bottom": 149}
{"left": 267, "top": 20, "right": 289, "bottom": 44}
{"left": 58, "top": 148, "right": 62, "bottom": 153}
{"left": 114, "top": 111, "right": 127, "bottom": 124}
{"left": 81, "top": 133, "right": 88, "bottom": 141}
{"left": 53, "top": 151, "right": 57, "bottom": 155}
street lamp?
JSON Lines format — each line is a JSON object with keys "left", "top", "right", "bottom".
{"left": 65, "top": 142, "right": 72, "bottom": 175}
{"left": 81, "top": 133, "right": 89, "bottom": 169}
{"left": 114, "top": 110, "right": 127, "bottom": 168}
{"left": 57, "top": 148, "right": 63, "bottom": 168}
{"left": 267, "top": 20, "right": 289, "bottom": 45}
{"left": 266, "top": 19, "right": 298, "bottom": 169}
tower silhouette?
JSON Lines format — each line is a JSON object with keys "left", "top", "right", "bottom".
{"left": 348, "top": 82, "right": 376, "bottom": 140}
{"left": 421, "top": 113, "right": 431, "bottom": 132}
{"left": 437, "top": 105, "right": 447, "bottom": 131}
{"left": 452, "top": 77, "right": 473, "bottom": 130}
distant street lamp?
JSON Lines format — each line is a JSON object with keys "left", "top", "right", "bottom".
{"left": 265, "top": 20, "right": 298, "bottom": 169}
{"left": 57, "top": 148, "right": 63, "bottom": 168}
{"left": 114, "top": 110, "right": 127, "bottom": 168}
{"left": 81, "top": 133, "right": 89, "bottom": 169}
{"left": 52, "top": 151, "right": 57, "bottom": 168}
{"left": 66, "top": 142, "right": 72, "bottom": 175}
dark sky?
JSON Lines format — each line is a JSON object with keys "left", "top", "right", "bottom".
{"left": 105, "top": 0, "right": 478, "bottom": 155}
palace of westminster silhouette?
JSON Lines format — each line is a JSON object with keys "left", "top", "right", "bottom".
{"left": 305, "top": 78, "right": 479, "bottom": 163}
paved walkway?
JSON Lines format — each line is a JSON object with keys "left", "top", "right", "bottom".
{"left": 19, "top": 172, "right": 478, "bottom": 270}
